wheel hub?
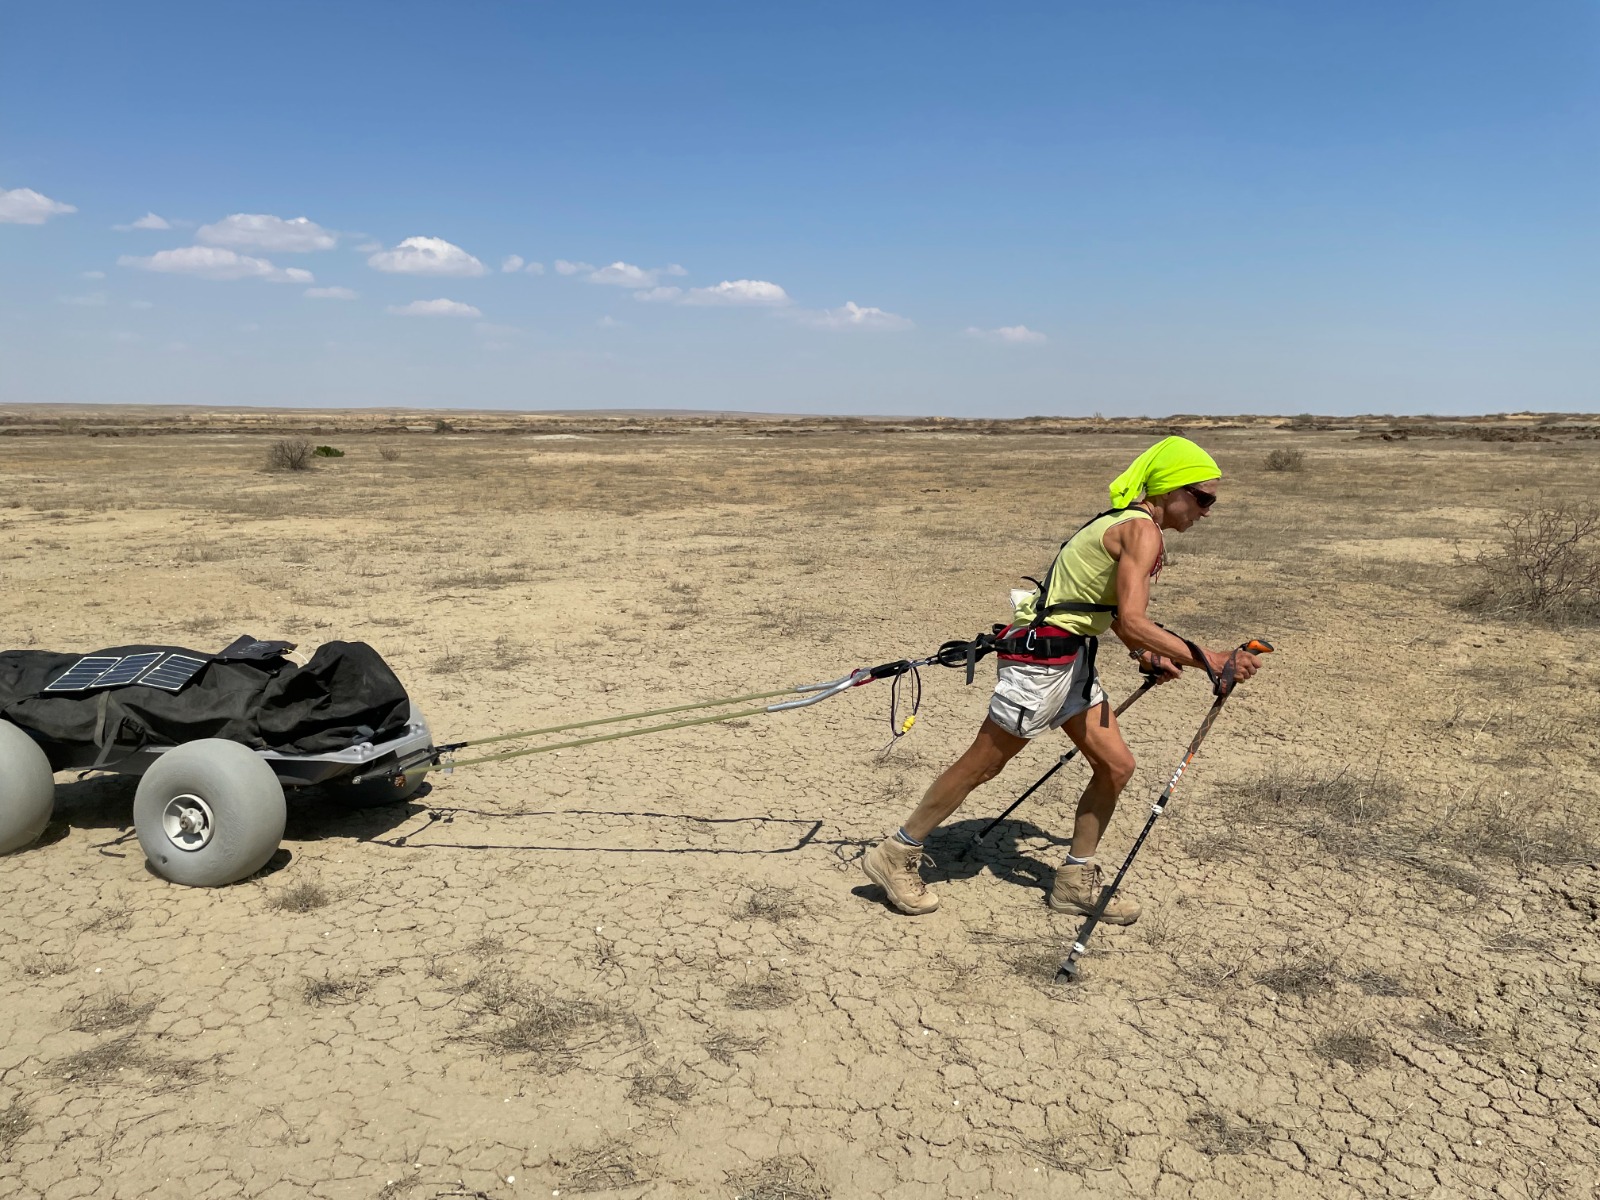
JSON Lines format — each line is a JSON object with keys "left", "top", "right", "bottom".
{"left": 161, "top": 793, "right": 215, "bottom": 852}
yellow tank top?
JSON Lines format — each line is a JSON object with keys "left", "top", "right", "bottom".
{"left": 1011, "top": 508, "right": 1156, "bottom": 637}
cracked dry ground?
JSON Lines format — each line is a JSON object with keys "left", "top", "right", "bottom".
{"left": 2, "top": 425, "right": 1598, "bottom": 1200}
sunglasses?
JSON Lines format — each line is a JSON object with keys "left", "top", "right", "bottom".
{"left": 1184, "top": 485, "right": 1218, "bottom": 509}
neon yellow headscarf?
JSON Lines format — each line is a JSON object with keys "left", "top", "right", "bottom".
{"left": 1108, "top": 436, "right": 1221, "bottom": 507}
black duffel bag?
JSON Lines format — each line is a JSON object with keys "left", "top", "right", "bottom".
{"left": 0, "top": 638, "right": 410, "bottom": 767}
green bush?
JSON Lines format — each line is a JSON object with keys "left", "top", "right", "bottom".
{"left": 312, "top": 445, "right": 344, "bottom": 458}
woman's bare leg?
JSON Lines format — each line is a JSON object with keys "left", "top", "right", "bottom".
{"left": 1059, "top": 701, "right": 1136, "bottom": 858}
{"left": 900, "top": 718, "right": 1029, "bottom": 843}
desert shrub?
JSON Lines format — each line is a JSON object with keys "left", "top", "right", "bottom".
{"left": 312, "top": 444, "right": 344, "bottom": 458}
{"left": 265, "top": 437, "right": 314, "bottom": 472}
{"left": 433, "top": 418, "right": 454, "bottom": 433}
{"left": 1265, "top": 448, "right": 1305, "bottom": 472}
{"left": 1313, "top": 1023, "right": 1390, "bottom": 1070}
{"left": 1462, "top": 500, "right": 1600, "bottom": 624}
{"left": 378, "top": 446, "right": 403, "bottom": 462}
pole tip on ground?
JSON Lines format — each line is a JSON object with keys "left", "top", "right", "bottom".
{"left": 1055, "top": 961, "right": 1080, "bottom": 984}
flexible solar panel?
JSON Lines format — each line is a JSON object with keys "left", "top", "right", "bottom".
{"left": 43, "top": 657, "right": 123, "bottom": 693}
{"left": 138, "top": 654, "right": 209, "bottom": 692}
{"left": 88, "top": 651, "right": 165, "bottom": 689}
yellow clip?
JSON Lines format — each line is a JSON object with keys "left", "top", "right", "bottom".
{"left": 900, "top": 715, "right": 916, "bottom": 735}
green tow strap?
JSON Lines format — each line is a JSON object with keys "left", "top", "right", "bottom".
{"left": 457, "top": 687, "right": 803, "bottom": 750}
{"left": 444, "top": 704, "right": 774, "bottom": 768}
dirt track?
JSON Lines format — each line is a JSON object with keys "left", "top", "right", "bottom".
{"left": 2, "top": 415, "right": 1597, "bottom": 1199}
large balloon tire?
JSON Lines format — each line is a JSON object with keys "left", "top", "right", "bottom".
{"left": 0, "top": 720, "right": 55, "bottom": 855}
{"left": 134, "top": 740, "right": 286, "bottom": 887}
{"left": 338, "top": 768, "right": 429, "bottom": 809}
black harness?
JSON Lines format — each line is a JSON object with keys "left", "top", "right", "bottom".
{"left": 919, "top": 508, "right": 1131, "bottom": 686}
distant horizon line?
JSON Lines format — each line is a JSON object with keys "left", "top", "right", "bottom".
{"left": 2, "top": 402, "right": 1595, "bottom": 422}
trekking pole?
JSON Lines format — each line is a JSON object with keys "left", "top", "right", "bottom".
{"left": 1056, "top": 638, "right": 1274, "bottom": 984}
{"left": 967, "top": 669, "right": 1162, "bottom": 854}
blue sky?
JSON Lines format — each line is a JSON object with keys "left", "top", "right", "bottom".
{"left": 2, "top": 1, "right": 1595, "bottom": 415}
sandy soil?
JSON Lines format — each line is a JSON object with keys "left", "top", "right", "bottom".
{"left": 1, "top": 412, "right": 1597, "bottom": 1200}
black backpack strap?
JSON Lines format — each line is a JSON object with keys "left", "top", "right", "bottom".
{"left": 1026, "top": 507, "right": 1137, "bottom": 630}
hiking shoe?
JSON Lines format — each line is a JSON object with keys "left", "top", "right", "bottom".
{"left": 862, "top": 835, "right": 939, "bottom": 915}
{"left": 1049, "top": 859, "right": 1141, "bottom": 925}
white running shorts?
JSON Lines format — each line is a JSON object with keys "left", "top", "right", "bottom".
{"left": 987, "top": 654, "right": 1107, "bottom": 740}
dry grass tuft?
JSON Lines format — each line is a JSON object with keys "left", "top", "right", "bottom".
{"left": 1017, "top": 1116, "right": 1128, "bottom": 1172}
{"left": 1224, "top": 760, "right": 1591, "bottom": 871}
{"left": 82, "top": 903, "right": 135, "bottom": 934}
{"left": 1181, "top": 828, "right": 1246, "bottom": 863}
{"left": 71, "top": 994, "right": 157, "bottom": 1033}
{"left": 1313, "top": 1023, "right": 1390, "bottom": 1070}
{"left": 1255, "top": 952, "right": 1337, "bottom": 1000}
{"left": 301, "top": 974, "right": 370, "bottom": 1005}
{"left": 627, "top": 1065, "right": 697, "bottom": 1105}
{"left": 1177, "top": 948, "right": 1253, "bottom": 993}
{"left": 20, "top": 952, "right": 73, "bottom": 978}
{"left": 1230, "top": 765, "right": 1400, "bottom": 829}
{"left": 1265, "top": 448, "right": 1306, "bottom": 472}
{"left": 265, "top": 437, "right": 315, "bottom": 472}
{"left": 557, "top": 1138, "right": 651, "bottom": 1193}
{"left": 0, "top": 1100, "right": 30, "bottom": 1161}
{"left": 378, "top": 446, "right": 403, "bottom": 462}
{"left": 52, "top": 1036, "right": 143, "bottom": 1082}
{"left": 1416, "top": 1011, "right": 1493, "bottom": 1050}
{"left": 1347, "top": 967, "right": 1407, "bottom": 997}
{"left": 462, "top": 972, "right": 632, "bottom": 1070}
{"left": 705, "top": 1029, "right": 766, "bottom": 1064}
{"left": 726, "top": 978, "right": 799, "bottom": 1011}
{"left": 1005, "top": 946, "right": 1069, "bottom": 984}
{"left": 1188, "top": 1105, "right": 1270, "bottom": 1155}
{"left": 742, "top": 885, "right": 807, "bottom": 923}
{"left": 1462, "top": 500, "right": 1600, "bottom": 624}
{"left": 267, "top": 879, "right": 331, "bottom": 913}
{"left": 51, "top": 1035, "right": 203, "bottom": 1087}
{"left": 727, "top": 1155, "right": 830, "bottom": 1200}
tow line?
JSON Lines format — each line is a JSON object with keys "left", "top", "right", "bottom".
{"left": 352, "top": 631, "right": 1010, "bottom": 787}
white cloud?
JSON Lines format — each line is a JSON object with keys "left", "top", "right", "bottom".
{"left": 386, "top": 298, "right": 482, "bottom": 318}
{"left": 81, "top": 270, "right": 106, "bottom": 280}
{"left": 60, "top": 291, "right": 108, "bottom": 307}
{"left": 524, "top": 260, "right": 545, "bottom": 275}
{"left": 197, "top": 213, "right": 336, "bottom": 252}
{"left": 793, "top": 301, "right": 913, "bottom": 332}
{"left": 368, "top": 236, "right": 486, "bottom": 277}
{"left": 597, "top": 315, "right": 626, "bottom": 328}
{"left": 634, "top": 278, "right": 790, "bottom": 308}
{"left": 0, "top": 187, "right": 76, "bottom": 224}
{"left": 966, "top": 324, "right": 1047, "bottom": 345}
{"left": 554, "top": 259, "right": 593, "bottom": 275}
{"left": 305, "top": 285, "right": 358, "bottom": 300}
{"left": 586, "top": 261, "right": 657, "bottom": 287}
{"left": 114, "top": 212, "right": 172, "bottom": 232}
{"left": 118, "top": 245, "right": 314, "bottom": 283}
{"left": 501, "top": 255, "right": 525, "bottom": 273}
{"left": 681, "top": 279, "right": 789, "bottom": 307}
